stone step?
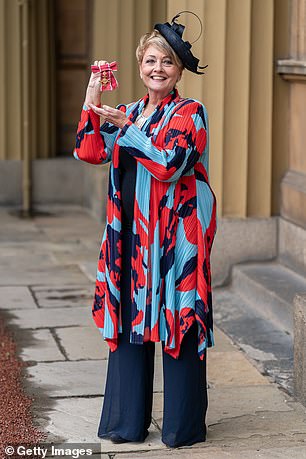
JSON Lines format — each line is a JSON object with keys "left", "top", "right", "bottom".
{"left": 213, "top": 286, "right": 293, "bottom": 393}
{"left": 231, "top": 261, "right": 306, "bottom": 335}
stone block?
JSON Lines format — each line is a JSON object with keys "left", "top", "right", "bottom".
{"left": 42, "top": 396, "right": 102, "bottom": 444}
{"left": 0, "top": 223, "right": 46, "bottom": 243}
{"left": 32, "top": 285, "right": 94, "bottom": 308}
{"left": 279, "top": 217, "right": 306, "bottom": 275}
{"left": 79, "top": 262, "right": 97, "bottom": 282}
{"left": 154, "top": 352, "right": 163, "bottom": 393}
{"left": 281, "top": 170, "right": 306, "bottom": 228}
{"left": 40, "top": 397, "right": 163, "bottom": 452}
{"left": 54, "top": 326, "right": 164, "bottom": 362}
{"left": 0, "top": 286, "right": 37, "bottom": 309}
{"left": 231, "top": 261, "right": 306, "bottom": 335}
{"left": 293, "top": 293, "right": 306, "bottom": 404}
{"left": 207, "top": 351, "right": 268, "bottom": 387}
{"left": 54, "top": 326, "right": 109, "bottom": 360}
{"left": 0, "top": 264, "right": 88, "bottom": 286}
{"left": 213, "top": 286, "right": 294, "bottom": 393}
{"left": 211, "top": 327, "right": 235, "bottom": 352}
{"left": 26, "top": 356, "right": 163, "bottom": 399}
{"left": 7, "top": 306, "right": 92, "bottom": 329}
{"left": 46, "top": 450, "right": 108, "bottom": 459}
{"left": 0, "top": 245, "right": 56, "bottom": 268}
{"left": 211, "top": 217, "right": 277, "bottom": 287}
{"left": 83, "top": 164, "right": 109, "bottom": 222}
{"left": 16, "top": 329, "right": 65, "bottom": 362}
{"left": 0, "top": 159, "right": 95, "bottom": 208}
{"left": 52, "top": 249, "right": 98, "bottom": 265}
{"left": 99, "top": 429, "right": 162, "bottom": 454}
{"left": 33, "top": 208, "right": 102, "bottom": 242}
{"left": 0, "top": 160, "right": 21, "bottom": 204}
{"left": 26, "top": 360, "right": 107, "bottom": 397}
{"left": 152, "top": 391, "right": 163, "bottom": 413}
{"left": 207, "top": 408, "right": 306, "bottom": 444}
{"left": 207, "top": 385, "right": 292, "bottom": 426}
{"left": 32, "top": 158, "right": 85, "bottom": 205}
{"left": 116, "top": 446, "right": 306, "bottom": 459}
{"left": 40, "top": 225, "right": 100, "bottom": 244}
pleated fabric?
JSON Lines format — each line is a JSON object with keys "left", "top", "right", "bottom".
{"left": 74, "top": 88, "right": 217, "bottom": 360}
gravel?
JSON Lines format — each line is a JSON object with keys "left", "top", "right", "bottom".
{"left": 0, "top": 316, "right": 45, "bottom": 457}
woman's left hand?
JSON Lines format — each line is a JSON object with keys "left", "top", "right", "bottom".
{"left": 88, "top": 103, "right": 128, "bottom": 129}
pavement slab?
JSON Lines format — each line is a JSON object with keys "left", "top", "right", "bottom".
{"left": 39, "top": 225, "right": 102, "bottom": 244}
{"left": 207, "top": 408, "right": 306, "bottom": 444}
{"left": 207, "top": 384, "right": 292, "bottom": 424}
{"left": 32, "top": 285, "right": 94, "bottom": 308}
{"left": 0, "top": 247, "right": 57, "bottom": 267}
{"left": 212, "top": 327, "right": 236, "bottom": 352}
{"left": 17, "top": 240, "right": 93, "bottom": 253}
{"left": 115, "top": 445, "right": 306, "bottom": 458}
{"left": 154, "top": 353, "right": 163, "bottom": 393}
{"left": 54, "top": 326, "right": 109, "bottom": 360}
{"left": 15, "top": 329, "right": 65, "bottom": 362}
{"left": 207, "top": 350, "right": 269, "bottom": 387}
{"left": 0, "top": 222, "right": 45, "bottom": 242}
{"left": 51, "top": 249, "right": 98, "bottom": 265}
{"left": 153, "top": 385, "right": 294, "bottom": 431}
{"left": 6, "top": 306, "right": 92, "bottom": 329}
{"left": 46, "top": 449, "right": 109, "bottom": 459}
{"left": 232, "top": 262, "right": 306, "bottom": 334}
{"left": 213, "top": 286, "right": 294, "bottom": 394}
{"left": 26, "top": 356, "right": 164, "bottom": 398}
{"left": 152, "top": 393, "right": 164, "bottom": 430}
{"left": 41, "top": 397, "right": 103, "bottom": 444}
{"left": 0, "top": 264, "right": 88, "bottom": 286}
{"left": 26, "top": 360, "right": 107, "bottom": 397}
{"left": 0, "top": 240, "right": 99, "bottom": 269}
{"left": 40, "top": 397, "right": 163, "bottom": 454}
{"left": 79, "top": 262, "right": 97, "bottom": 282}
{"left": 0, "top": 286, "right": 37, "bottom": 309}
{"left": 98, "top": 429, "right": 163, "bottom": 454}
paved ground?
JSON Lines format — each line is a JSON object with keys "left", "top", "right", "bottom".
{"left": 1, "top": 206, "right": 306, "bottom": 458}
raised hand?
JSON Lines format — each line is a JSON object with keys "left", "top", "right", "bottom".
{"left": 84, "top": 60, "right": 107, "bottom": 106}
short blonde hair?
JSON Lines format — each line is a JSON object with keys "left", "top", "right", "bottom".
{"left": 136, "top": 30, "right": 184, "bottom": 71}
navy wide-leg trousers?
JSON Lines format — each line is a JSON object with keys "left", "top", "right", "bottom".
{"left": 98, "top": 229, "right": 208, "bottom": 448}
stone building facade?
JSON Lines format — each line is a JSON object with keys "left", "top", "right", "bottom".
{"left": 0, "top": 0, "right": 305, "bottom": 280}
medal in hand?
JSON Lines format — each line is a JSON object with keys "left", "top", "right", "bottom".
{"left": 91, "top": 61, "right": 119, "bottom": 92}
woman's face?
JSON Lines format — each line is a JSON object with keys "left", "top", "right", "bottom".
{"left": 139, "top": 45, "right": 181, "bottom": 100}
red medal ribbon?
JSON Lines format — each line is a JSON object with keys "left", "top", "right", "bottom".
{"left": 91, "top": 61, "right": 119, "bottom": 92}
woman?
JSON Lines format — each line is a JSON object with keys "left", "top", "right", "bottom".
{"left": 74, "top": 14, "right": 216, "bottom": 448}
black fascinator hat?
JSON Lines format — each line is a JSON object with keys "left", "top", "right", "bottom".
{"left": 154, "top": 11, "right": 207, "bottom": 75}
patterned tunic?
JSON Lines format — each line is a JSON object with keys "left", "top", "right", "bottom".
{"left": 74, "top": 89, "right": 217, "bottom": 360}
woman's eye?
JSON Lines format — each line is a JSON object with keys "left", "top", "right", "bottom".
{"left": 145, "top": 59, "right": 155, "bottom": 64}
{"left": 163, "top": 60, "right": 173, "bottom": 65}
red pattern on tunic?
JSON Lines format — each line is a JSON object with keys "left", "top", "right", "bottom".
{"left": 74, "top": 89, "right": 217, "bottom": 359}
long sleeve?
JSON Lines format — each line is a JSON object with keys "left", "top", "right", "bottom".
{"left": 73, "top": 104, "right": 121, "bottom": 165}
{"left": 116, "top": 101, "right": 207, "bottom": 182}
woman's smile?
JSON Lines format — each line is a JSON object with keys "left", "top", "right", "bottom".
{"left": 140, "top": 45, "right": 181, "bottom": 100}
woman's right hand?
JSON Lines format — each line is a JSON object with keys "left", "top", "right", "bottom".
{"left": 84, "top": 60, "right": 107, "bottom": 107}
